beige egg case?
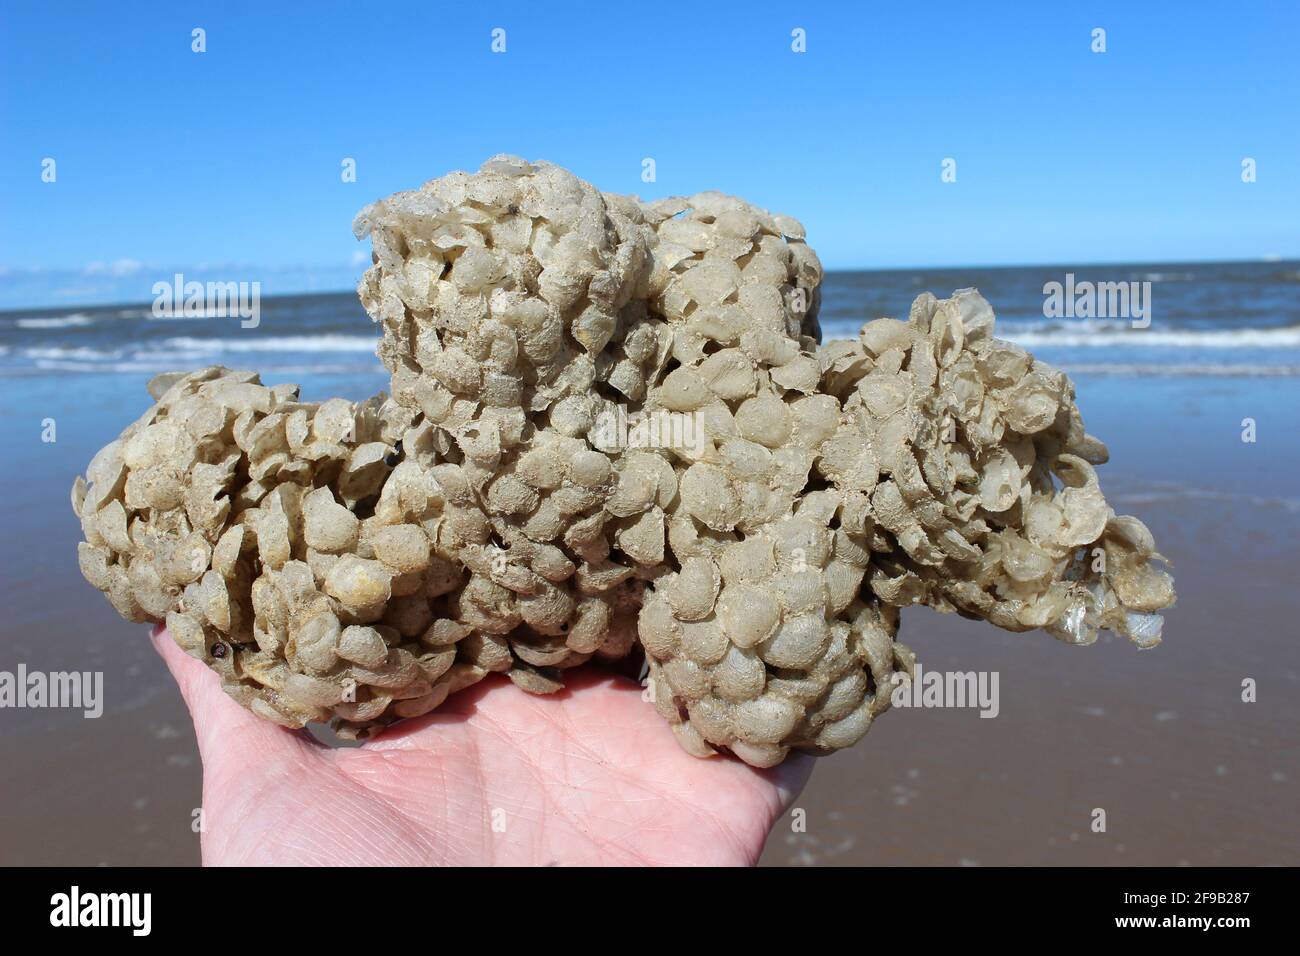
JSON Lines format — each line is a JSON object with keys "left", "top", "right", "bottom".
{"left": 72, "top": 157, "right": 1175, "bottom": 766}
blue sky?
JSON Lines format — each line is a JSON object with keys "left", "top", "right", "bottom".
{"left": 1, "top": 0, "right": 1297, "bottom": 308}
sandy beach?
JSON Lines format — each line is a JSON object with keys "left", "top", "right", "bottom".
{"left": 2, "top": 284, "right": 1297, "bottom": 867}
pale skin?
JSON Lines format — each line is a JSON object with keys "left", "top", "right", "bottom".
{"left": 152, "top": 626, "right": 813, "bottom": 866}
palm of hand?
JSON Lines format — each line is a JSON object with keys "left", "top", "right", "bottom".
{"left": 153, "top": 629, "right": 812, "bottom": 866}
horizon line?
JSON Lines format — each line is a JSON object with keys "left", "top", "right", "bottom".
{"left": 1, "top": 254, "right": 1295, "bottom": 315}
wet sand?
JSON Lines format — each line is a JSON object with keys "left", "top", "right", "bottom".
{"left": 763, "top": 375, "right": 1300, "bottom": 866}
{"left": 761, "top": 500, "right": 1300, "bottom": 865}
{"left": 2, "top": 371, "right": 1297, "bottom": 866}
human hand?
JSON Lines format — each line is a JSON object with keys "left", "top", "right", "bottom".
{"left": 151, "top": 626, "right": 813, "bottom": 866}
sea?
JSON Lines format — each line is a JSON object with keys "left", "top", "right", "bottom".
{"left": 2, "top": 260, "right": 1299, "bottom": 384}
{"left": 1, "top": 260, "right": 1298, "bottom": 865}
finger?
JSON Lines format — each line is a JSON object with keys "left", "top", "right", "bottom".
{"left": 149, "top": 625, "right": 321, "bottom": 771}
{"left": 763, "top": 751, "right": 817, "bottom": 809}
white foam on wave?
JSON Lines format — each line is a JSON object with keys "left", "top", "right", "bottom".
{"left": 1113, "top": 482, "right": 1300, "bottom": 514}
{"left": 161, "top": 335, "right": 378, "bottom": 353}
{"left": 996, "top": 317, "right": 1133, "bottom": 335}
{"left": 24, "top": 346, "right": 122, "bottom": 361}
{"left": 1003, "top": 326, "right": 1300, "bottom": 349}
{"left": 14, "top": 313, "right": 93, "bottom": 329}
{"left": 1136, "top": 271, "right": 1196, "bottom": 282}
{"left": 1064, "top": 362, "right": 1300, "bottom": 377}
{"left": 128, "top": 349, "right": 220, "bottom": 363}
{"left": 822, "top": 319, "right": 1300, "bottom": 350}
{"left": 27, "top": 358, "right": 383, "bottom": 376}
{"left": 149, "top": 310, "right": 251, "bottom": 321}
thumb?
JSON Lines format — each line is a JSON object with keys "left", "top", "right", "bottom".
{"left": 765, "top": 751, "right": 816, "bottom": 812}
{"left": 149, "top": 625, "right": 322, "bottom": 772}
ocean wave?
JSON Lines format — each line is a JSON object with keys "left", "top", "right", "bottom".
{"left": 821, "top": 319, "right": 1300, "bottom": 349}
{"left": 1133, "top": 271, "right": 1196, "bottom": 282}
{"left": 128, "top": 350, "right": 221, "bottom": 363}
{"left": 13, "top": 313, "right": 93, "bottom": 329}
{"left": 160, "top": 335, "right": 378, "bottom": 353}
{"left": 1112, "top": 482, "right": 1300, "bottom": 514}
{"left": 1003, "top": 326, "right": 1300, "bottom": 348}
{"left": 995, "top": 317, "right": 1133, "bottom": 335}
{"left": 149, "top": 310, "right": 252, "bottom": 321}
{"left": 23, "top": 359, "right": 384, "bottom": 375}
{"left": 1063, "top": 362, "right": 1300, "bottom": 377}
{"left": 24, "top": 346, "right": 123, "bottom": 361}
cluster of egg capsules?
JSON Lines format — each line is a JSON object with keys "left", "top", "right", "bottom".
{"left": 73, "top": 157, "right": 1173, "bottom": 764}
